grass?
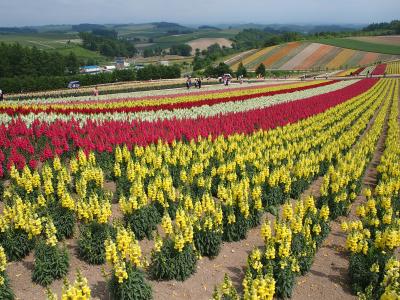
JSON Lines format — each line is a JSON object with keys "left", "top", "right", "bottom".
{"left": 0, "top": 33, "right": 79, "bottom": 49}
{"left": 312, "top": 38, "right": 400, "bottom": 55}
{"left": 0, "top": 33, "right": 108, "bottom": 62}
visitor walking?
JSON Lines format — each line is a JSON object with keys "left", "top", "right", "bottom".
{"left": 93, "top": 86, "right": 99, "bottom": 97}
{"left": 0, "top": 89, "right": 3, "bottom": 101}
{"left": 197, "top": 78, "right": 202, "bottom": 89}
{"left": 186, "top": 77, "right": 192, "bottom": 89}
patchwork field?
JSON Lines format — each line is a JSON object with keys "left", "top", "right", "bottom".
{"left": 315, "top": 37, "right": 400, "bottom": 55}
{"left": 231, "top": 41, "right": 400, "bottom": 71}
{"left": 348, "top": 35, "right": 400, "bottom": 46}
{"left": 186, "top": 38, "right": 232, "bottom": 53}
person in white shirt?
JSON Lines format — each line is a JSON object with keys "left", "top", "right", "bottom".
{"left": 0, "top": 89, "right": 3, "bottom": 101}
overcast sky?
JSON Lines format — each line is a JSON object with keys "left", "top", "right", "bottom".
{"left": 0, "top": 0, "right": 399, "bottom": 27}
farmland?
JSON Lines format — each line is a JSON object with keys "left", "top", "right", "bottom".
{"left": 0, "top": 56, "right": 399, "bottom": 299}
{"left": 231, "top": 41, "right": 400, "bottom": 71}
{"left": 315, "top": 37, "right": 400, "bottom": 55}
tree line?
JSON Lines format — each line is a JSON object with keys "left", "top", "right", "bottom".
{"left": 79, "top": 32, "right": 137, "bottom": 57}
{"left": 0, "top": 64, "right": 181, "bottom": 94}
{"left": 0, "top": 42, "right": 81, "bottom": 78}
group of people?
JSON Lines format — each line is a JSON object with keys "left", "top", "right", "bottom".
{"left": 186, "top": 77, "right": 202, "bottom": 89}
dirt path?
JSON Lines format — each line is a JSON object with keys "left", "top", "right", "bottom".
{"left": 292, "top": 83, "right": 391, "bottom": 300}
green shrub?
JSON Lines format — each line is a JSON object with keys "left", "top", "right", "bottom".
{"left": 194, "top": 229, "right": 222, "bottom": 258}
{"left": 109, "top": 263, "right": 152, "bottom": 300}
{"left": 0, "top": 228, "right": 34, "bottom": 261}
{"left": 0, "top": 272, "right": 14, "bottom": 300}
{"left": 149, "top": 239, "right": 197, "bottom": 281}
{"left": 48, "top": 204, "right": 75, "bottom": 240}
{"left": 124, "top": 205, "right": 161, "bottom": 240}
{"left": 32, "top": 241, "right": 69, "bottom": 286}
{"left": 77, "top": 222, "right": 114, "bottom": 265}
{"left": 222, "top": 207, "right": 249, "bottom": 242}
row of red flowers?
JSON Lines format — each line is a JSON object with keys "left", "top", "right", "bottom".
{"left": 0, "top": 79, "right": 378, "bottom": 176}
{"left": 372, "top": 64, "right": 387, "bottom": 75}
{"left": 0, "top": 81, "right": 336, "bottom": 116}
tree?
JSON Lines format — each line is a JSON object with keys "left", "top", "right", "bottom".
{"left": 169, "top": 44, "right": 192, "bottom": 56}
{"left": 236, "top": 62, "right": 247, "bottom": 78}
{"left": 204, "top": 63, "right": 233, "bottom": 78}
{"left": 65, "top": 52, "right": 80, "bottom": 74}
{"left": 256, "top": 63, "right": 266, "bottom": 77}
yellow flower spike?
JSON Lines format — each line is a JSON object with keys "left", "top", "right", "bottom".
{"left": 363, "top": 188, "right": 372, "bottom": 198}
{"left": 260, "top": 221, "right": 272, "bottom": 241}
{"left": 341, "top": 221, "right": 348, "bottom": 232}
{"left": 161, "top": 213, "right": 173, "bottom": 235}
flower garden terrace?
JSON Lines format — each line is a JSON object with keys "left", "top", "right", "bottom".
{"left": 0, "top": 78, "right": 399, "bottom": 299}
{"left": 0, "top": 78, "right": 379, "bottom": 170}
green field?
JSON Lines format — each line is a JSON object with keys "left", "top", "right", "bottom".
{"left": 313, "top": 38, "right": 400, "bottom": 55}
{"left": 0, "top": 33, "right": 108, "bottom": 62}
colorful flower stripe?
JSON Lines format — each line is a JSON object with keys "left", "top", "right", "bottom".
{"left": 326, "top": 49, "right": 356, "bottom": 69}
{"left": 7, "top": 78, "right": 189, "bottom": 100}
{"left": 358, "top": 52, "right": 380, "bottom": 66}
{"left": 360, "top": 65, "right": 376, "bottom": 76}
{"left": 372, "top": 64, "right": 387, "bottom": 75}
{"left": 386, "top": 61, "right": 400, "bottom": 74}
{"left": 262, "top": 42, "right": 301, "bottom": 67}
{"left": 295, "top": 44, "right": 333, "bottom": 70}
{"left": 280, "top": 43, "right": 320, "bottom": 70}
{"left": 2, "top": 80, "right": 358, "bottom": 126}
{"left": 0, "top": 79, "right": 378, "bottom": 171}
{"left": 271, "top": 42, "right": 311, "bottom": 69}
{"left": 13, "top": 80, "right": 323, "bottom": 108}
{"left": 0, "top": 81, "right": 337, "bottom": 116}
{"left": 232, "top": 45, "right": 278, "bottom": 70}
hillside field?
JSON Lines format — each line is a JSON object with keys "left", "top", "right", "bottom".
{"left": 315, "top": 37, "right": 400, "bottom": 55}
{"left": 231, "top": 41, "right": 400, "bottom": 71}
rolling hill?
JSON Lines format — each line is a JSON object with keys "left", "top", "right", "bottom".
{"left": 230, "top": 41, "right": 400, "bottom": 71}
{"left": 314, "top": 37, "right": 400, "bottom": 55}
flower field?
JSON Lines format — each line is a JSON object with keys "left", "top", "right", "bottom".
{"left": 0, "top": 78, "right": 399, "bottom": 300}
{"left": 231, "top": 41, "right": 400, "bottom": 71}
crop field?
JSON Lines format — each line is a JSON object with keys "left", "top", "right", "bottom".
{"left": 315, "top": 37, "right": 400, "bottom": 55}
{"left": 0, "top": 67, "right": 399, "bottom": 300}
{"left": 0, "top": 33, "right": 105, "bottom": 61}
{"left": 231, "top": 41, "right": 400, "bottom": 71}
{"left": 348, "top": 35, "right": 400, "bottom": 46}
{"left": 186, "top": 38, "right": 233, "bottom": 53}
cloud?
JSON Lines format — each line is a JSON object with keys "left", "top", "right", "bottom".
{"left": 0, "top": 0, "right": 399, "bottom": 26}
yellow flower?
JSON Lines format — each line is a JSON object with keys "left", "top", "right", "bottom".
{"left": 161, "top": 213, "right": 173, "bottom": 235}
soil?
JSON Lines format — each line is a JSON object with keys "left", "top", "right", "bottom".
{"left": 186, "top": 38, "right": 233, "bottom": 54}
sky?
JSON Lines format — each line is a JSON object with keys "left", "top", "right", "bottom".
{"left": 0, "top": 0, "right": 399, "bottom": 27}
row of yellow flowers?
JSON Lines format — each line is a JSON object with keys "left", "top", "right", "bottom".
{"left": 213, "top": 79, "right": 397, "bottom": 299}
{"left": 342, "top": 80, "right": 400, "bottom": 299}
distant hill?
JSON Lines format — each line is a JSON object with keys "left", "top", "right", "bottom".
{"left": 263, "top": 24, "right": 362, "bottom": 34}
{"left": 198, "top": 25, "right": 221, "bottom": 31}
{"left": 0, "top": 27, "right": 37, "bottom": 34}
{"left": 72, "top": 24, "right": 107, "bottom": 32}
